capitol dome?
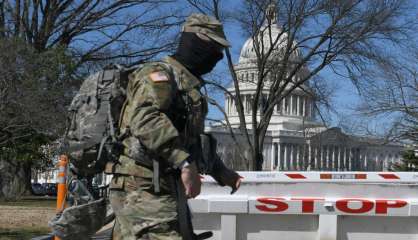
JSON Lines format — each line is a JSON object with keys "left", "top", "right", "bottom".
{"left": 238, "top": 22, "right": 302, "bottom": 66}
{"left": 225, "top": 5, "right": 320, "bottom": 131}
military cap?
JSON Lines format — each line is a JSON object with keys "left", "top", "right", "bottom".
{"left": 182, "top": 13, "right": 231, "bottom": 47}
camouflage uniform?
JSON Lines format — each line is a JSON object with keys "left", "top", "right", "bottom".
{"left": 105, "top": 14, "right": 231, "bottom": 240}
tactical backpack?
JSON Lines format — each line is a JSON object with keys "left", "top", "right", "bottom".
{"left": 64, "top": 63, "right": 140, "bottom": 176}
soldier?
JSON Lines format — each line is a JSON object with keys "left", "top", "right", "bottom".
{"left": 105, "top": 14, "right": 242, "bottom": 239}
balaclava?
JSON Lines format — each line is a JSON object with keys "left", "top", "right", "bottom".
{"left": 172, "top": 32, "right": 224, "bottom": 77}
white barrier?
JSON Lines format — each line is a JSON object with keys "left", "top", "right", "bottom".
{"left": 189, "top": 172, "right": 418, "bottom": 240}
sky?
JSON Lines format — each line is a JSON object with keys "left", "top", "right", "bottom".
{"left": 203, "top": 4, "right": 363, "bottom": 131}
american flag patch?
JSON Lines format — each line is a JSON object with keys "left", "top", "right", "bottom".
{"left": 149, "top": 72, "right": 169, "bottom": 82}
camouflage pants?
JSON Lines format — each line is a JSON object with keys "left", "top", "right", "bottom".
{"left": 109, "top": 174, "right": 182, "bottom": 240}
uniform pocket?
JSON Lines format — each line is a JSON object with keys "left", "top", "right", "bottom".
{"left": 124, "top": 176, "right": 153, "bottom": 193}
{"left": 109, "top": 176, "right": 125, "bottom": 190}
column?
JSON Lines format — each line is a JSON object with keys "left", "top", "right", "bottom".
{"left": 365, "top": 152, "right": 369, "bottom": 171}
{"left": 363, "top": 151, "right": 367, "bottom": 171}
{"left": 248, "top": 95, "right": 251, "bottom": 114}
{"left": 270, "top": 143, "right": 274, "bottom": 170}
{"left": 289, "top": 95, "right": 293, "bottom": 115}
{"left": 337, "top": 147, "right": 341, "bottom": 171}
{"left": 283, "top": 144, "right": 288, "bottom": 170}
{"left": 302, "top": 145, "right": 306, "bottom": 170}
{"left": 273, "top": 143, "right": 278, "bottom": 170}
{"left": 296, "top": 144, "right": 300, "bottom": 170}
{"left": 297, "top": 95, "right": 300, "bottom": 116}
{"left": 225, "top": 97, "right": 229, "bottom": 115}
{"left": 303, "top": 144, "right": 307, "bottom": 170}
{"left": 329, "top": 146, "right": 334, "bottom": 170}
{"left": 229, "top": 97, "right": 232, "bottom": 114}
{"left": 286, "top": 97, "right": 289, "bottom": 115}
{"left": 230, "top": 98, "right": 234, "bottom": 114}
{"left": 248, "top": 95, "right": 252, "bottom": 114}
{"left": 349, "top": 148, "right": 353, "bottom": 171}
{"left": 302, "top": 97, "right": 306, "bottom": 117}
{"left": 311, "top": 101, "right": 314, "bottom": 118}
{"left": 289, "top": 144, "right": 293, "bottom": 170}
{"left": 241, "top": 95, "right": 245, "bottom": 114}
{"left": 283, "top": 97, "right": 286, "bottom": 114}
{"left": 308, "top": 143, "right": 313, "bottom": 170}
{"left": 226, "top": 97, "right": 228, "bottom": 115}
{"left": 278, "top": 143, "right": 281, "bottom": 170}
{"left": 334, "top": 146, "right": 338, "bottom": 170}
{"left": 293, "top": 144, "right": 297, "bottom": 170}
{"left": 327, "top": 146, "right": 332, "bottom": 170}
{"left": 315, "top": 146, "right": 321, "bottom": 170}
{"left": 345, "top": 148, "right": 350, "bottom": 171}
{"left": 329, "top": 146, "right": 333, "bottom": 170}
{"left": 230, "top": 97, "right": 233, "bottom": 115}
{"left": 320, "top": 146, "right": 324, "bottom": 170}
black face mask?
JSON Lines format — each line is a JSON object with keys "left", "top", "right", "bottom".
{"left": 172, "top": 32, "right": 224, "bottom": 76}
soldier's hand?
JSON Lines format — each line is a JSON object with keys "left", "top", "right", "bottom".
{"left": 181, "top": 161, "right": 201, "bottom": 198}
{"left": 219, "top": 168, "right": 242, "bottom": 194}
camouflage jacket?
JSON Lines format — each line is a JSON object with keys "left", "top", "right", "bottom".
{"left": 105, "top": 56, "right": 208, "bottom": 177}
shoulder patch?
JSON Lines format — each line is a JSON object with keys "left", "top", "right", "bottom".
{"left": 149, "top": 71, "right": 169, "bottom": 83}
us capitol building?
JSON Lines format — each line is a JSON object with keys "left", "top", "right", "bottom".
{"left": 206, "top": 10, "right": 402, "bottom": 172}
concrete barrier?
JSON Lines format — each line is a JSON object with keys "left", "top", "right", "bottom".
{"left": 189, "top": 171, "right": 418, "bottom": 240}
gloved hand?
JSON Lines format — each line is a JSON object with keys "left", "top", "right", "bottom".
{"left": 208, "top": 156, "right": 243, "bottom": 194}
{"left": 181, "top": 161, "right": 202, "bottom": 198}
{"left": 217, "top": 167, "right": 242, "bottom": 194}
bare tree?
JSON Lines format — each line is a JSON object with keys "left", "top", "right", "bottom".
{"left": 0, "top": 0, "right": 186, "bottom": 199}
{"left": 0, "top": 0, "right": 186, "bottom": 148}
{"left": 188, "top": 0, "right": 416, "bottom": 170}
{"left": 355, "top": 53, "right": 418, "bottom": 144}
{"left": 0, "top": 0, "right": 183, "bottom": 64}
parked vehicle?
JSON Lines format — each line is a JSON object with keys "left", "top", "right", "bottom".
{"left": 31, "top": 183, "right": 46, "bottom": 196}
{"left": 42, "top": 183, "right": 57, "bottom": 196}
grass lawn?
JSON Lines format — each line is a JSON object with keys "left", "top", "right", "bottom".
{"left": 0, "top": 198, "right": 56, "bottom": 208}
{"left": 0, "top": 227, "right": 51, "bottom": 240}
{"left": 0, "top": 197, "right": 56, "bottom": 240}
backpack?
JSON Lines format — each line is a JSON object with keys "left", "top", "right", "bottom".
{"left": 64, "top": 64, "right": 139, "bottom": 176}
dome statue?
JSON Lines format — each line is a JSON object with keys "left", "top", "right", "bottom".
{"left": 238, "top": 6, "right": 302, "bottom": 66}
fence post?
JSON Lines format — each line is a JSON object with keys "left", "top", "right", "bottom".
{"left": 54, "top": 155, "right": 68, "bottom": 240}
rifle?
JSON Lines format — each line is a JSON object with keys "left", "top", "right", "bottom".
{"left": 170, "top": 169, "right": 213, "bottom": 240}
